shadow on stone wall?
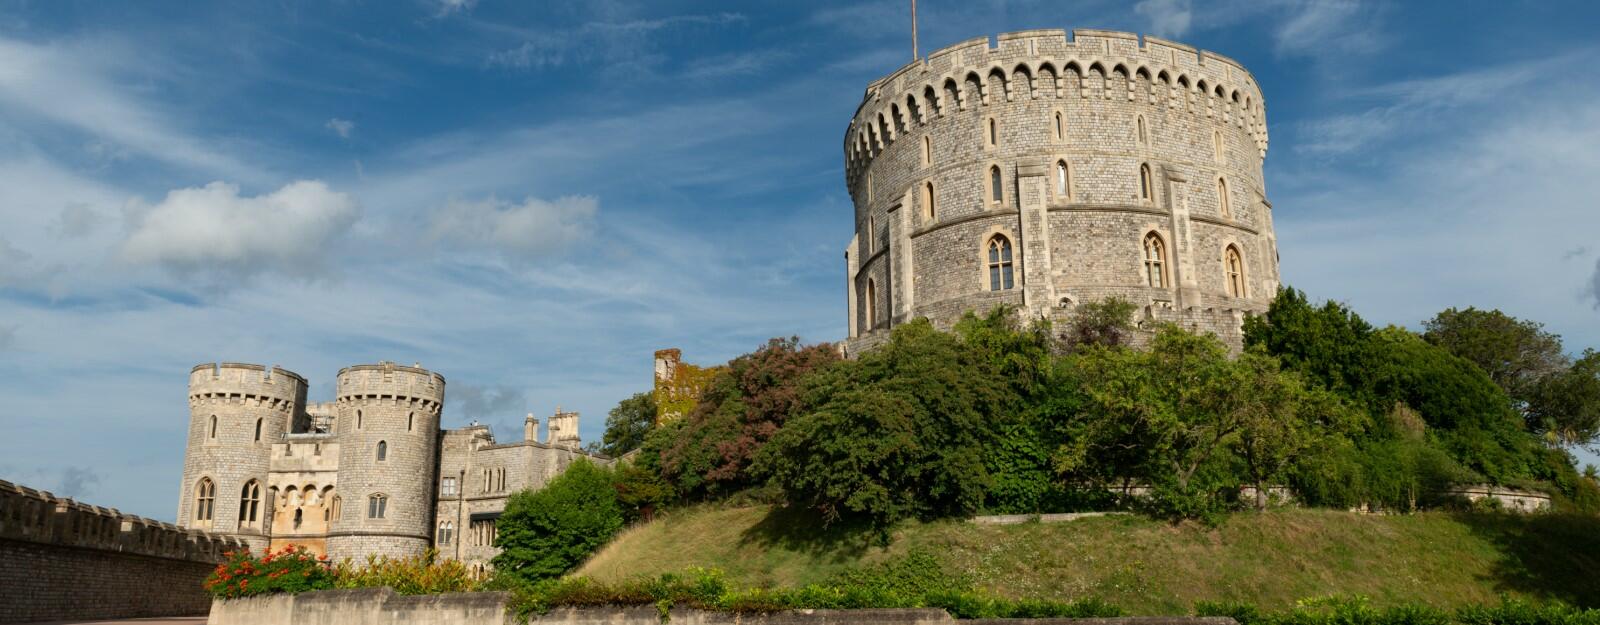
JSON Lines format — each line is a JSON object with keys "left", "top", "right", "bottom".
{"left": 1449, "top": 512, "right": 1600, "bottom": 607}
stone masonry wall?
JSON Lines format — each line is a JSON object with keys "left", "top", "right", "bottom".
{"left": 0, "top": 479, "right": 241, "bottom": 623}
{"left": 843, "top": 29, "right": 1278, "bottom": 352}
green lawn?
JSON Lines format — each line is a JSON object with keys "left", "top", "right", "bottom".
{"left": 577, "top": 505, "right": 1600, "bottom": 614}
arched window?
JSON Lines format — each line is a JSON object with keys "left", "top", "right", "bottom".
{"left": 1213, "top": 130, "right": 1224, "bottom": 163}
{"left": 438, "top": 521, "right": 454, "bottom": 546}
{"left": 1225, "top": 246, "right": 1246, "bottom": 297}
{"left": 238, "top": 480, "right": 261, "bottom": 527}
{"left": 254, "top": 418, "right": 262, "bottom": 442}
{"left": 356, "top": 410, "right": 363, "bottom": 430}
{"left": 1144, "top": 233, "right": 1168, "bottom": 288}
{"left": 1055, "top": 160, "right": 1070, "bottom": 198}
{"left": 987, "top": 235, "right": 1015, "bottom": 291}
{"left": 986, "top": 118, "right": 998, "bottom": 147}
{"left": 367, "top": 494, "right": 387, "bottom": 519}
{"left": 376, "top": 440, "right": 387, "bottom": 461}
{"left": 1137, "top": 115, "right": 1148, "bottom": 146}
{"left": 922, "top": 135, "right": 932, "bottom": 166}
{"left": 864, "top": 279, "right": 877, "bottom": 330}
{"left": 1217, "top": 178, "right": 1231, "bottom": 218}
{"left": 1053, "top": 111, "right": 1064, "bottom": 140}
{"left": 209, "top": 415, "right": 218, "bottom": 439}
{"left": 329, "top": 495, "right": 341, "bottom": 524}
{"left": 922, "top": 182, "right": 936, "bottom": 220}
{"left": 407, "top": 412, "right": 414, "bottom": 432}
{"left": 1139, "top": 163, "right": 1153, "bottom": 201}
{"left": 194, "top": 478, "right": 215, "bottom": 522}
{"left": 989, "top": 165, "right": 1003, "bottom": 204}
{"left": 293, "top": 508, "right": 303, "bottom": 529}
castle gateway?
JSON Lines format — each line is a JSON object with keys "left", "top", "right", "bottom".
{"left": 843, "top": 29, "right": 1280, "bottom": 352}
{"left": 177, "top": 361, "right": 604, "bottom": 573}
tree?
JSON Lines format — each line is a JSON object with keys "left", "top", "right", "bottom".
{"left": 1060, "top": 297, "right": 1138, "bottom": 351}
{"left": 1422, "top": 307, "right": 1567, "bottom": 408}
{"left": 598, "top": 392, "right": 656, "bottom": 457}
{"left": 1526, "top": 349, "right": 1600, "bottom": 450}
{"left": 1243, "top": 287, "right": 1376, "bottom": 401}
{"left": 754, "top": 320, "right": 1007, "bottom": 531}
{"left": 1233, "top": 353, "right": 1363, "bottom": 509}
{"left": 491, "top": 459, "right": 623, "bottom": 582}
{"left": 657, "top": 337, "right": 839, "bottom": 499}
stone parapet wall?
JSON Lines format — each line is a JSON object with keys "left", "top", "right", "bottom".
{"left": 207, "top": 589, "right": 1239, "bottom": 625}
{"left": 0, "top": 479, "right": 238, "bottom": 623}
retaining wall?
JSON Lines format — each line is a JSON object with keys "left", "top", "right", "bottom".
{"left": 207, "top": 587, "right": 1239, "bottom": 625}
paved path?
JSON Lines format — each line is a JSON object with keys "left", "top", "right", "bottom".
{"left": 14, "top": 618, "right": 206, "bottom": 625}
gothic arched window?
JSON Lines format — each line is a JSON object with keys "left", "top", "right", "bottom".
{"left": 238, "top": 480, "right": 261, "bottom": 527}
{"left": 989, "top": 165, "right": 1003, "bottom": 204}
{"left": 407, "top": 412, "right": 414, "bottom": 432}
{"left": 922, "top": 135, "right": 932, "bottom": 166}
{"left": 254, "top": 418, "right": 262, "bottom": 442}
{"left": 367, "top": 494, "right": 387, "bottom": 519}
{"left": 923, "top": 182, "right": 936, "bottom": 220}
{"left": 1137, "top": 115, "right": 1148, "bottom": 146}
{"left": 1139, "top": 163, "right": 1154, "bottom": 201}
{"left": 1144, "top": 232, "right": 1168, "bottom": 288}
{"left": 376, "top": 440, "right": 387, "bottom": 462}
{"left": 438, "top": 521, "right": 454, "bottom": 546}
{"left": 209, "top": 415, "right": 218, "bottom": 439}
{"left": 865, "top": 279, "right": 877, "bottom": 330}
{"left": 1054, "top": 111, "right": 1064, "bottom": 140}
{"left": 988, "top": 235, "right": 1015, "bottom": 291}
{"left": 194, "top": 478, "right": 215, "bottom": 522}
{"left": 987, "top": 117, "right": 998, "bottom": 147}
{"left": 1056, "top": 160, "right": 1070, "bottom": 198}
{"left": 1225, "top": 246, "right": 1246, "bottom": 297}
{"left": 1217, "top": 177, "right": 1232, "bottom": 218}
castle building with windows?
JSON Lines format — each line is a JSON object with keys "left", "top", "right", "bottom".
{"left": 176, "top": 361, "right": 604, "bottom": 573}
{"left": 843, "top": 29, "right": 1280, "bottom": 352}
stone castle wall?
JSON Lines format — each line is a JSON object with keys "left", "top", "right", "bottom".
{"left": 842, "top": 29, "right": 1279, "bottom": 351}
{"left": 327, "top": 363, "right": 445, "bottom": 561}
{"left": 0, "top": 479, "right": 242, "bottom": 623}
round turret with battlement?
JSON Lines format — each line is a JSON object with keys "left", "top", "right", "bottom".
{"left": 842, "top": 29, "right": 1280, "bottom": 352}
{"left": 178, "top": 363, "right": 307, "bottom": 549}
{"left": 325, "top": 362, "right": 445, "bottom": 560}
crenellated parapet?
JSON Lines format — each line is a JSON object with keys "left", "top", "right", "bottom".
{"left": 843, "top": 28, "right": 1269, "bottom": 189}
{"left": 188, "top": 363, "right": 306, "bottom": 413}
{"left": 0, "top": 478, "right": 243, "bottom": 562}
{"left": 334, "top": 362, "right": 445, "bottom": 415}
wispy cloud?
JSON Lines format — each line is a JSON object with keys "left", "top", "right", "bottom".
{"left": 426, "top": 195, "right": 597, "bottom": 261}
{"left": 1272, "top": 0, "right": 1385, "bottom": 59}
{"left": 0, "top": 323, "right": 16, "bottom": 351}
{"left": 483, "top": 13, "right": 745, "bottom": 71}
{"left": 326, "top": 118, "right": 355, "bottom": 139}
{"left": 1135, "top": 0, "right": 1193, "bottom": 38}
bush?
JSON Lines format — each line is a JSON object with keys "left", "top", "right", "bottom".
{"left": 492, "top": 459, "right": 624, "bottom": 583}
{"left": 332, "top": 550, "right": 479, "bottom": 595}
{"left": 204, "top": 546, "right": 335, "bottom": 598}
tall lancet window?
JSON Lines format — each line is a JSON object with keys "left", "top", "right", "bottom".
{"left": 988, "top": 235, "right": 1015, "bottom": 291}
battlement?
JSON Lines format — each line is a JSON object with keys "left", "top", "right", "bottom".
{"left": 0, "top": 478, "right": 241, "bottom": 562}
{"left": 335, "top": 361, "right": 446, "bottom": 409}
{"left": 188, "top": 362, "right": 307, "bottom": 414}
{"left": 845, "top": 28, "right": 1269, "bottom": 185}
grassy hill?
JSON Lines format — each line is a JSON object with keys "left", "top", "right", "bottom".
{"left": 577, "top": 505, "right": 1600, "bottom": 614}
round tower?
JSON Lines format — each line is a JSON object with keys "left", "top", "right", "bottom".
{"left": 843, "top": 29, "right": 1279, "bottom": 351}
{"left": 326, "top": 362, "right": 445, "bottom": 560}
{"left": 179, "top": 363, "right": 307, "bottom": 550}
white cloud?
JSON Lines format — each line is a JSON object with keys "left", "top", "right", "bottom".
{"left": 326, "top": 118, "right": 355, "bottom": 139}
{"left": 483, "top": 13, "right": 745, "bottom": 71}
{"left": 120, "top": 180, "right": 360, "bottom": 279}
{"left": 1273, "top": 0, "right": 1384, "bottom": 58}
{"left": 0, "top": 237, "right": 30, "bottom": 286}
{"left": 1136, "top": 0, "right": 1193, "bottom": 38}
{"left": 0, "top": 323, "right": 16, "bottom": 351}
{"left": 427, "top": 195, "right": 596, "bottom": 260}
{"left": 435, "top": 0, "right": 476, "bottom": 16}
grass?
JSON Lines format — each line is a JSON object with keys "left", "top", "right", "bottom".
{"left": 577, "top": 505, "right": 1600, "bottom": 615}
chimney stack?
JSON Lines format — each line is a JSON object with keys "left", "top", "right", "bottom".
{"left": 524, "top": 413, "right": 539, "bottom": 443}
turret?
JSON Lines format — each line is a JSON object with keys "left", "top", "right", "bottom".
{"left": 325, "top": 361, "right": 445, "bottom": 561}
{"left": 178, "top": 363, "right": 307, "bottom": 550}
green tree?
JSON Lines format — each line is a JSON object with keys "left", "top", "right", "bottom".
{"left": 1233, "top": 352, "right": 1364, "bottom": 510}
{"left": 598, "top": 392, "right": 656, "bottom": 457}
{"left": 1422, "top": 307, "right": 1567, "bottom": 407}
{"left": 657, "top": 337, "right": 839, "bottom": 499}
{"left": 754, "top": 320, "right": 1008, "bottom": 532}
{"left": 491, "top": 459, "right": 623, "bottom": 582}
{"left": 1526, "top": 349, "right": 1600, "bottom": 449}
{"left": 1243, "top": 287, "right": 1375, "bottom": 401}
{"left": 1060, "top": 296, "right": 1138, "bottom": 351}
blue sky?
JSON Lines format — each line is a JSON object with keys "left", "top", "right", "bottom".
{"left": 1, "top": 0, "right": 1598, "bottom": 520}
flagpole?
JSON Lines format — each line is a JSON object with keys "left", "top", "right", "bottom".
{"left": 911, "top": 0, "right": 919, "bottom": 61}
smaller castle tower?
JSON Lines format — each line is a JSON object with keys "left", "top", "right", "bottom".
{"left": 547, "top": 408, "right": 580, "bottom": 449}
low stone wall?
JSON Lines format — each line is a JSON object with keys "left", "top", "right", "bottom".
{"left": 0, "top": 479, "right": 242, "bottom": 624}
{"left": 208, "top": 588, "right": 1239, "bottom": 625}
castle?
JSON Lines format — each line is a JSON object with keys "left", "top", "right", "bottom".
{"left": 842, "top": 29, "right": 1280, "bottom": 353}
{"left": 175, "top": 361, "right": 606, "bottom": 573}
